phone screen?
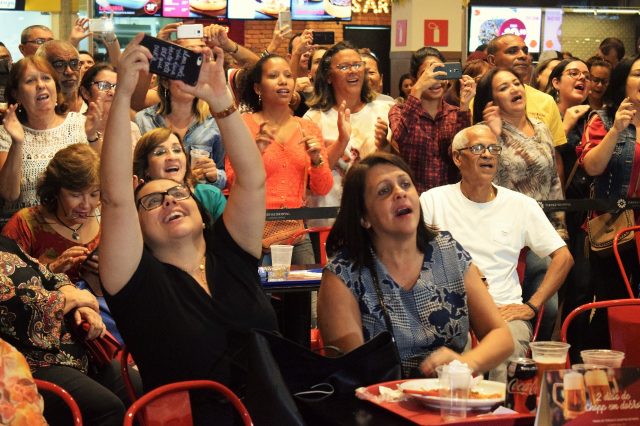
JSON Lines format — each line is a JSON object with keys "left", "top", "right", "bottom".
{"left": 278, "top": 10, "right": 291, "bottom": 32}
{"left": 312, "top": 31, "right": 335, "bottom": 46}
{"left": 139, "top": 35, "right": 203, "bottom": 86}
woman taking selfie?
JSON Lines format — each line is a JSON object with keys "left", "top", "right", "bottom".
{"left": 234, "top": 54, "right": 332, "bottom": 263}
{"left": 0, "top": 56, "right": 100, "bottom": 227}
{"left": 100, "top": 35, "right": 277, "bottom": 424}
{"left": 318, "top": 152, "right": 512, "bottom": 378}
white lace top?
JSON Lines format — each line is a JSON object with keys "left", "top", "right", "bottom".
{"left": 0, "top": 112, "right": 87, "bottom": 224}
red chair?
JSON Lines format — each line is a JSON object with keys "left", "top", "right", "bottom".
{"left": 287, "top": 226, "right": 332, "bottom": 266}
{"left": 119, "top": 345, "right": 139, "bottom": 404}
{"left": 560, "top": 299, "right": 640, "bottom": 367}
{"left": 123, "top": 380, "right": 253, "bottom": 426}
{"left": 34, "top": 379, "right": 82, "bottom": 426}
{"left": 613, "top": 225, "right": 640, "bottom": 299}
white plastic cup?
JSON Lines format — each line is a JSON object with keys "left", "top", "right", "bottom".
{"left": 270, "top": 244, "right": 294, "bottom": 281}
{"left": 580, "top": 349, "right": 625, "bottom": 368}
{"left": 190, "top": 148, "right": 209, "bottom": 169}
{"left": 437, "top": 364, "right": 471, "bottom": 420}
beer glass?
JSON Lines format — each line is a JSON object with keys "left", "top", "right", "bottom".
{"left": 552, "top": 371, "right": 587, "bottom": 420}
{"left": 530, "top": 341, "right": 570, "bottom": 385}
{"left": 580, "top": 349, "right": 625, "bottom": 368}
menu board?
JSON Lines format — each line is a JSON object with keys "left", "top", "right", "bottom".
{"left": 227, "top": 0, "right": 288, "bottom": 20}
{"left": 542, "top": 8, "right": 563, "bottom": 52}
{"left": 292, "top": 0, "right": 352, "bottom": 21}
{"left": 537, "top": 367, "right": 640, "bottom": 425}
{"left": 95, "top": 0, "right": 162, "bottom": 16}
{"left": 468, "top": 6, "right": 542, "bottom": 53}
{"left": 162, "top": 0, "right": 226, "bottom": 18}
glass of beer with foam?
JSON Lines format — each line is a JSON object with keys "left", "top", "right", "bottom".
{"left": 530, "top": 341, "right": 570, "bottom": 387}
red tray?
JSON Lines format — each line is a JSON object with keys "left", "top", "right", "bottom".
{"left": 362, "top": 380, "right": 535, "bottom": 425}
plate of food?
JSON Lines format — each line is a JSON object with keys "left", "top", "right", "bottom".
{"left": 398, "top": 378, "right": 505, "bottom": 410}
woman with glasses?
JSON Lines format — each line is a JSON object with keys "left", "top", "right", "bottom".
{"left": 233, "top": 54, "right": 332, "bottom": 266}
{"left": 474, "top": 67, "right": 566, "bottom": 341}
{"left": 578, "top": 55, "right": 640, "bottom": 325}
{"left": 133, "top": 127, "right": 226, "bottom": 223}
{"left": 99, "top": 35, "right": 277, "bottom": 423}
{"left": 0, "top": 56, "right": 99, "bottom": 228}
{"left": 586, "top": 56, "right": 612, "bottom": 111}
{"left": 80, "top": 63, "right": 141, "bottom": 151}
{"left": 135, "top": 59, "right": 226, "bottom": 190}
{"left": 303, "top": 41, "right": 393, "bottom": 226}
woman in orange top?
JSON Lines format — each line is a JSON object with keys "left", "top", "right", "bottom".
{"left": 229, "top": 54, "right": 333, "bottom": 264}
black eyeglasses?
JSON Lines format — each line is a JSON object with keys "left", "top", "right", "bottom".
{"left": 51, "top": 59, "right": 80, "bottom": 73}
{"left": 458, "top": 144, "right": 502, "bottom": 155}
{"left": 136, "top": 185, "right": 192, "bottom": 211}
{"left": 92, "top": 81, "right": 117, "bottom": 91}
{"left": 24, "top": 38, "right": 53, "bottom": 46}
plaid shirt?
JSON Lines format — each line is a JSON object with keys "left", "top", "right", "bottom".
{"left": 389, "top": 96, "right": 470, "bottom": 193}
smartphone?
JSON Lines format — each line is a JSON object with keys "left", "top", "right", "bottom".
{"left": 83, "top": 247, "right": 99, "bottom": 265}
{"left": 278, "top": 10, "right": 291, "bottom": 32}
{"left": 89, "top": 18, "right": 114, "bottom": 33}
{"left": 312, "top": 31, "right": 335, "bottom": 46}
{"left": 177, "top": 24, "right": 204, "bottom": 39}
{"left": 434, "top": 62, "right": 463, "bottom": 80}
{"left": 139, "top": 35, "right": 203, "bottom": 86}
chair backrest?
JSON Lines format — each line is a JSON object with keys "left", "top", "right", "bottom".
{"left": 34, "top": 379, "right": 82, "bottom": 426}
{"left": 123, "top": 380, "right": 253, "bottom": 426}
{"left": 119, "top": 345, "right": 139, "bottom": 404}
{"left": 613, "top": 225, "right": 640, "bottom": 299}
{"left": 560, "top": 299, "right": 640, "bottom": 367}
{"left": 287, "top": 226, "right": 332, "bottom": 266}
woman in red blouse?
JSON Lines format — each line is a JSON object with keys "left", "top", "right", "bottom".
{"left": 230, "top": 54, "right": 333, "bottom": 265}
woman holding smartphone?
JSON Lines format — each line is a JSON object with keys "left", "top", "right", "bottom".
{"left": 100, "top": 35, "right": 277, "bottom": 424}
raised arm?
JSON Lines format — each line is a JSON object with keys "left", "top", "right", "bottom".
{"left": 99, "top": 34, "right": 151, "bottom": 295}
{"left": 175, "top": 47, "right": 265, "bottom": 258}
{"left": 0, "top": 105, "right": 25, "bottom": 201}
{"left": 204, "top": 24, "right": 259, "bottom": 68}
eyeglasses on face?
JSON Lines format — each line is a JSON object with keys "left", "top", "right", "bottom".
{"left": 563, "top": 68, "right": 591, "bottom": 81}
{"left": 458, "top": 144, "right": 502, "bottom": 155}
{"left": 51, "top": 59, "right": 80, "bottom": 72}
{"left": 136, "top": 185, "right": 192, "bottom": 211}
{"left": 591, "top": 76, "right": 609, "bottom": 86}
{"left": 24, "top": 38, "right": 53, "bottom": 45}
{"left": 92, "top": 81, "right": 117, "bottom": 91}
{"left": 335, "top": 61, "right": 365, "bottom": 72}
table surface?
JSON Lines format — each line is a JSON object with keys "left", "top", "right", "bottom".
{"left": 261, "top": 267, "right": 322, "bottom": 292}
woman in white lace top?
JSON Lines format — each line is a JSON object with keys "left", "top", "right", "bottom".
{"left": 0, "top": 56, "right": 99, "bottom": 227}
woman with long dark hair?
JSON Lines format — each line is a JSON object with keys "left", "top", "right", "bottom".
{"left": 318, "top": 152, "right": 512, "bottom": 378}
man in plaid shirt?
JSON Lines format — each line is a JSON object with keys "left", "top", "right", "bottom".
{"left": 389, "top": 47, "right": 476, "bottom": 193}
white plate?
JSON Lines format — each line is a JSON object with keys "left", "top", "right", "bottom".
{"left": 398, "top": 378, "right": 505, "bottom": 410}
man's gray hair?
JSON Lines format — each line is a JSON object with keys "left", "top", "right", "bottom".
{"left": 451, "top": 124, "right": 494, "bottom": 151}
{"left": 20, "top": 25, "right": 52, "bottom": 44}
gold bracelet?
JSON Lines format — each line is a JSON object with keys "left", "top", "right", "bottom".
{"left": 211, "top": 103, "right": 237, "bottom": 119}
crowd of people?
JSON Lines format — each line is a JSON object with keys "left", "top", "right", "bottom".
{"left": 0, "top": 16, "right": 638, "bottom": 425}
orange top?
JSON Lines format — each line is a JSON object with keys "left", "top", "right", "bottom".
{"left": 226, "top": 114, "right": 333, "bottom": 209}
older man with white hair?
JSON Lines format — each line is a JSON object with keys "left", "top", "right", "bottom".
{"left": 420, "top": 124, "right": 573, "bottom": 382}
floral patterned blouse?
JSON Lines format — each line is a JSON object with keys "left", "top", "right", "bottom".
{"left": 0, "top": 236, "right": 88, "bottom": 374}
{"left": 325, "top": 231, "right": 471, "bottom": 378}
{"left": 0, "top": 338, "right": 47, "bottom": 425}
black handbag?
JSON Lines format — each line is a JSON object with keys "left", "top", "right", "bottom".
{"left": 243, "top": 329, "right": 401, "bottom": 425}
